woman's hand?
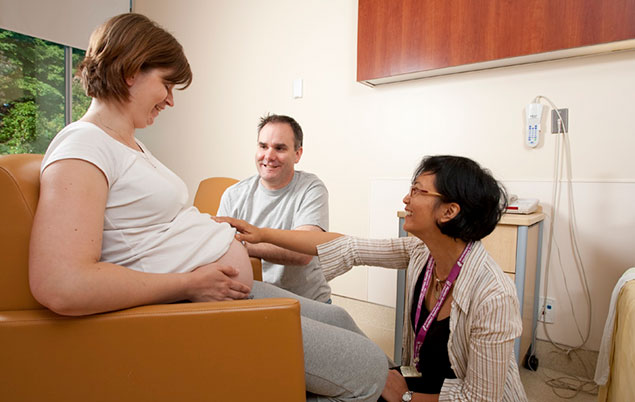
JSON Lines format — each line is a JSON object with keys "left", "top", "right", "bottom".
{"left": 381, "top": 369, "right": 440, "bottom": 401}
{"left": 381, "top": 369, "right": 410, "bottom": 402}
{"left": 215, "top": 216, "right": 343, "bottom": 257}
{"left": 188, "top": 262, "right": 252, "bottom": 301}
{"left": 213, "top": 216, "right": 263, "bottom": 244}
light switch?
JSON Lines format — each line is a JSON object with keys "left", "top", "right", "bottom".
{"left": 293, "top": 78, "right": 303, "bottom": 99}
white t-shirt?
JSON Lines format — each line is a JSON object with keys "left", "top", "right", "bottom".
{"left": 41, "top": 121, "right": 236, "bottom": 273}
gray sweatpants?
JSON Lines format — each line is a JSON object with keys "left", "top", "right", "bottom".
{"left": 251, "top": 281, "right": 388, "bottom": 402}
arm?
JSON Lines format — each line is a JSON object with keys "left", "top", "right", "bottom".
{"left": 381, "top": 370, "right": 439, "bottom": 402}
{"left": 218, "top": 217, "right": 417, "bottom": 281}
{"left": 29, "top": 160, "right": 250, "bottom": 316}
{"left": 243, "top": 224, "right": 322, "bottom": 265}
{"left": 213, "top": 216, "right": 342, "bottom": 256}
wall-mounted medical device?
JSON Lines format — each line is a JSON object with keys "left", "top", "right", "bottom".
{"left": 525, "top": 103, "right": 544, "bottom": 148}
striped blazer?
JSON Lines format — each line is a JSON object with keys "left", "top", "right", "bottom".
{"left": 318, "top": 236, "right": 528, "bottom": 401}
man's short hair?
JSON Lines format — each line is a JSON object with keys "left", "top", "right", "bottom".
{"left": 258, "top": 114, "right": 303, "bottom": 150}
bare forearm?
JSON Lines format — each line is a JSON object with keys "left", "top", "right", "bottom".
{"left": 413, "top": 393, "right": 439, "bottom": 402}
{"left": 246, "top": 242, "right": 313, "bottom": 265}
{"left": 257, "top": 228, "right": 344, "bottom": 256}
{"left": 30, "top": 261, "right": 191, "bottom": 316}
{"left": 214, "top": 216, "right": 344, "bottom": 257}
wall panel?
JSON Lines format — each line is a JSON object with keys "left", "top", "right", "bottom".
{"left": 358, "top": 0, "right": 635, "bottom": 84}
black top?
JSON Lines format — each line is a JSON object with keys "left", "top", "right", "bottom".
{"left": 409, "top": 268, "right": 457, "bottom": 394}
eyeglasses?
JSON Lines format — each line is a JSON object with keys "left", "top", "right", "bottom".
{"left": 408, "top": 186, "right": 442, "bottom": 198}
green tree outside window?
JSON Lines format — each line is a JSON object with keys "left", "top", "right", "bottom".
{"left": 0, "top": 28, "right": 90, "bottom": 154}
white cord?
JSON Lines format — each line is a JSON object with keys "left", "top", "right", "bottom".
{"left": 533, "top": 95, "right": 593, "bottom": 352}
{"left": 529, "top": 96, "right": 596, "bottom": 396}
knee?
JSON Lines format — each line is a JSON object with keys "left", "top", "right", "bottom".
{"left": 357, "top": 341, "right": 389, "bottom": 401}
{"left": 326, "top": 305, "right": 357, "bottom": 327}
{"left": 329, "top": 304, "right": 349, "bottom": 319}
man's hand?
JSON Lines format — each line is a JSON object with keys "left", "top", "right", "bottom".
{"left": 188, "top": 262, "right": 251, "bottom": 301}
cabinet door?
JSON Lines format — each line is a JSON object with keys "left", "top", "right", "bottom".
{"left": 358, "top": 0, "right": 635, "bottom": 83}
{"left": 482, "top": 222, "right": 541, "bottom": 361}
{"left": 481, "top": 225, "right": 518, "bottom": 274}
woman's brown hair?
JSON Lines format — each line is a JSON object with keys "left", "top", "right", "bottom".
{"left": 77, "top": 13, "right": 192, "bottom": 103}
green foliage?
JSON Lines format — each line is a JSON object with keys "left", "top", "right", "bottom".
{"left": 0, "top": 28, "right": 89, "bottom": 154}
{"left": 72, "top": 49, "right": 91, "bottom": 122}
{"left": 72, "top": 80, "right": 91, "bottom": 122}
{"left": 0, "top": 101, "right": 37, "bottom": 153}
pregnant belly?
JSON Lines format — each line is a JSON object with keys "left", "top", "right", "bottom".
{"left": 215, "top": 238, "right": 254, "bottom": 289}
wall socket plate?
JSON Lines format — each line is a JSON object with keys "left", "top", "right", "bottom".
{"left": 539, "top": 297, "right": 556, "bottom": 323}
{"left": 551, "top": 108, "right": 569, "bottom": 133}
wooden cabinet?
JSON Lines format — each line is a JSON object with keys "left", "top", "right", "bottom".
{"left": 481, "top": 212, "right": 545, "bottom": 365}
{"left": 395, "top": 211, "right": 545, "bottom": 365}
{"left": 358, "top": 0, "right": 635, "bottom": 85}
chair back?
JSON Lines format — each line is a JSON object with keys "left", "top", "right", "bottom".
{"left": 0, "top": 153, "right": 44, "bottom": 310}
{"left": 193, "top": 177, "right": 238, "bottom": 215}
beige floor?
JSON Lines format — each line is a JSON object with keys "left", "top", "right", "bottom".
{"left": 332, "top": 294, "right": 598, "bottom": 402}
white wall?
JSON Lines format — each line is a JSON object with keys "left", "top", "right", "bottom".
{"left": 134, "top": 0, "right": 635, "bottom": 351}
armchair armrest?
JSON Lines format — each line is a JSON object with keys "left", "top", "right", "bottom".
{"left": 0, "top": 298, "right": 304, "bottom": 402}
{"left": 251, "top": 257, "right": 263, "bottom": 281}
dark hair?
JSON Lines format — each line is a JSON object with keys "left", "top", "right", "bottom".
{"left": 412, "top": 155, "right": 508, "bottom": 242}
{"left": 257, "top": 114, "right": 303, "bottom": 150}
{"left": 78, "top": 13, "right": 192, "bottom": 103}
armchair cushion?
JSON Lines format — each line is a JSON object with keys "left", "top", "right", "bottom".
{"left": 0, "top": 153, "right": 43, "bottom": 310}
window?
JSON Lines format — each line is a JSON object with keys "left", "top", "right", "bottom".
{"left": 0, "top": 28, "right": 90, "bottom": 154}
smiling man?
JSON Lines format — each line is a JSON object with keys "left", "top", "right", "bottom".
{"left": 217, "top": 114, "right": 331, "bottom": 302}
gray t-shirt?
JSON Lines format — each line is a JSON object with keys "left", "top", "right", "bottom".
{"left": 218, "top": 171, "right": 331, "bottom": 302}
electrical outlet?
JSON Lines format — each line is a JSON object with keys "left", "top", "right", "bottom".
{"left": 539, "top": 297, "right": 556, "bottom": 323}
{"left": 551, "top": 108, "right": 569, "bottom": 133}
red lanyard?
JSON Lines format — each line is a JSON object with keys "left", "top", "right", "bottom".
{"left": 413, "top": 242, "right": 473, "bottom": 371}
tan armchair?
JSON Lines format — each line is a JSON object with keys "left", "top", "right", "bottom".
{"left": 194, "top": 176, "right": 239, "bottom": 216}
{"left": 0, "top": 154, "right": 305, "bottom": 402}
